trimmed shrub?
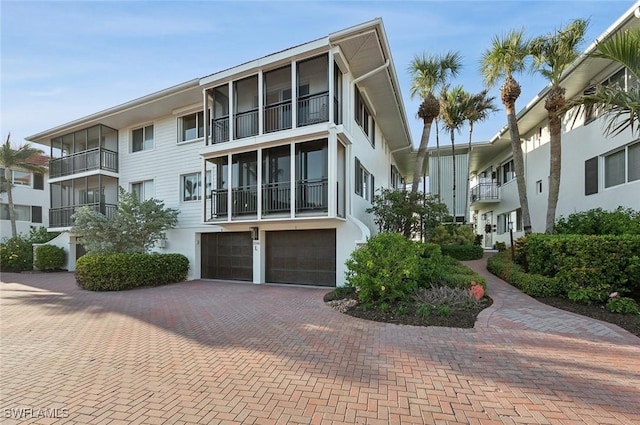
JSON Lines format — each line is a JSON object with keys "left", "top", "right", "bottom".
{"left": 523, "top": 234, "right": 640, "bottom": 297}
{"left": 555, "top": 207, "right": 640, "bottom": 235}
{"left": 0, "top": 236, "right": 33, "bottom": 272}
{"left": 76, "top": 253, "right": 189, "bottom": 291}
{"left": 606, "top": 296, "right": 640, "bottom": 314}
{"left": 487, "top": 251, "right": 563, "bottom": 298}
{"left": 345, "top": 233, "right": 424, "bottom": 306}
{"left": 440, "top": 244, "right": 484, "bottom": 261}
{"left": 414, "top": 285, "right": 481, "bottom": 310}
{"left": 437, "top": 255, "right": 487, "bottom": 290}
{"left": 34, "top": 244, "right": 65, "bottom": 271}
{"left": 429, "top": 224, "right": 476, "bottom": 245}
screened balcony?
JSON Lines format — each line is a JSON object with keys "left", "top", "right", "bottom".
{"left": 297, "top": 55, "right": 329, "bottom": 127}
{"left": 49, "top": 175, "right": 118, "bottom": 228}
{"left": 264, "top": 66, "right": 292, "bottom": 133}
{"left": 234, "top": 76, "right": 258, "bottom": 139}
{"left": 49, "top": 125, "right": 118, "bottom": 178}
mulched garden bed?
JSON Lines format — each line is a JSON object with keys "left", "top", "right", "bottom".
{"left": 535, "top": 297, "right": 640, "bottom": 337}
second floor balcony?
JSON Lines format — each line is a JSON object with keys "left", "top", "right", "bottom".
{"left": 49, "top": 148, "right": 118, "bottom": 179}
{"left": 49, "top": 202, "right": 117, "bottom": 228}
{"left": 209, "top": 178, "right": 328, "bottom": 220}
{"left": 470, "top": 182, "right": 500, "bottom": 204}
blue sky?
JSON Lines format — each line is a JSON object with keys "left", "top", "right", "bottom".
{"left": 1, "top": 0, "right": 636, "bottom": 153}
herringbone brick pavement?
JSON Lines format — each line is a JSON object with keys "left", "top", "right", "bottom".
{"left": 1, "top": 258, "right": 638, "bottom": 424}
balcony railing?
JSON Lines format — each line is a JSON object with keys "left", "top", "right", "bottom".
{"left": 264, "top": 101, "right": 292, "bottom": 133}
{"left": 234, "top": 109, "right": 259, "bottom": 139}
{"left": 211, "top": 116, "right": 230, "bottom": 144}
{"left": 232, "top": 185, "right": 258, "bottom": 216}
{"left": 209, "top": 179, "right": 328, "bottom": 220}
{"left": 298, "top": 92, "right": 329, "bottom": 127}
{"left": 262, "top": 182, "right": 290, "bottom": 214}
{"left": 49, "top": 148, "right": 118, "bottom": 179}
{"left": 49, "top": 202, "right": 117, "bottom": 228}
{"left": 296, "top": 178, "right": 328, "bottom": 212}
{"left": 470, "top": 183, "right": 500, "bottom": 204}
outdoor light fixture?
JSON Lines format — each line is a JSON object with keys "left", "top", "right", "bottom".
{"left": 508, "top": 221, "right": 513, "bottom": 231}
{"left": 250, "top": 227, "right": 259, "bottom": 241}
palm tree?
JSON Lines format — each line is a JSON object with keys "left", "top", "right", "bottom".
{"left": 440, "top": 85, "right": 470, "bottom": 221}
{"left": 462, "top": 89, "right": 498, "bottom": 222}
{"left": 480, "top": 29, "right": 532, "bottom": 233}
{"left": 531, "top": 19, "right": 588, "bottom": 234}
{"left": 573, "top": 27, "right": 640, "bottom": 136}
{"left": 0, "top": 133, "right": 46, "bottom": 238}
{"left": 408, "top": 51, "right": 463, "bottom": 193}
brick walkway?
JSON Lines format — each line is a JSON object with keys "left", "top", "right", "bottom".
{"left": 1, "top": 261, "right": 639, "bottom": 425}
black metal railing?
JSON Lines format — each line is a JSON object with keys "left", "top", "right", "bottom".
{"left": 262, "top": 181, "right": 291, "bottom": 214}
{"left": 470, "top": 183, "right": 500, "bottom": 203}
{"left": 264, "top": 101, "right": 292, "bottom": 133}
{"left": 49, "top": 202, "right": 117, "bottom": 228}
{"left": 296, "top": 178, "right": 328, "bottom": 212}
{"left": 211, "top": 116, "right": 229, "bottom": 144}
{"left": 210, "top": 189, "right": 228, "bottom": 218}
{"left": 298, "top": 92, "right": 329, "bottom": 127}
{"left": 232, "top": 186, "right": 258, "bottom": 216}
{"left": 49, "top": 148, "right": 118, "bottom": 178}
{"left": 234, "top": 109, "right": 259, "bottom": 139}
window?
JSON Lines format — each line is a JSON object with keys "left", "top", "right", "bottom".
{"left": 536, "top": 180, "right": 543, "bottom": 193}
{"left": 501, "top": 160, "right": 515, "bottom": 183}
{"left": 180, "top": 112, "right": 204, "bottom": 142}
{"left": 31, "top": 206, "right": 42, "bottom": 223}
{"left": 585, "top": 156, "right": 598, "bottom": 195}
{"left": 0, "top": 203, "right": 31, "bottom": 221}
{"left": 629, "top": 142, "right": 640, "bottom": 182}
{"left": 354, "top": 157, "right": 372, "bottom": 201}
{"left": 355, "top": 89, "right": 375, "bottom": 146}
{"left": 0, "top": 169, "right": 33, "bottom": 187}
{"left": 604, "top": 150, "right": 625, "bottom": 188}
{"left": 390, "top": 165, "right": 403, "bottom": 189}
{"left": 182, "top": 172, "right": 202, "bottom": 202}
{"left": 33, "top": 173, "right": 44, "bottom": 190}
{"left": 132, "top": 125, "right": 154, "bottom": 152}
{"left": 370, "top": 175, "right": 375, "bottom": 201}
{"left": 131, "top": 180, "right": 154, "bottom": 202}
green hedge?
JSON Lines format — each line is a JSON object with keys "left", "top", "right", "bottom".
{"left": 440, "top": 244, "right": 484, "bottom": 261}
{"left": 34, "top": 245, "right": 65, "bottom": 271}
{"left": 523, "top": 234, "right": 640, "bottom": 297}
{"left": 0, "top": 237, "right": 33, "bottom": 272}
{"left": 487, "top": 251, "right": 563, "bottom": 298}
{"left": 76, "top": 253, "right": 189, "bottom": 291}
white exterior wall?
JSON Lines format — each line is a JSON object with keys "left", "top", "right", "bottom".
{"left": 471, "top": 112, "right": 639, "bottom": 249}
{"left": 429, "top": 152, "right": 469, "bottom": 220}
{"left": 0, "top": 170, "right": 49, "bottom": 240}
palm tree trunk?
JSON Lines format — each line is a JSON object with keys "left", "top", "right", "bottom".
{"left": 451, "top": 131, "right": 456, "bottom": 221}
{"left": 464, "top": 124, "right": 473, "bottom": 223}
{"left": 506, "top": 104, "right": 532, "bottom": 233}
{"left": 412, "top": 117, "right": 434, "bottom": 193}
{"left": 545, "top": 87, "right": 565, "bottom": 233}
{"left": 5, "top": 168, "right": 17, "bottom": 238}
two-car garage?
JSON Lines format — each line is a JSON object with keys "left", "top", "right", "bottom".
{"left": 201, "top": 229, "right": 336, "bottom": 287}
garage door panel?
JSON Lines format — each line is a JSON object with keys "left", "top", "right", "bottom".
{"left": 201, "top": 232, "right": 253, "bottom": 281}
{"left": 266, "top": 229, "right": 336, "bottom": 287}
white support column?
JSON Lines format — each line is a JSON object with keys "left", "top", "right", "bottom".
{"left": 228, "top": 81, "right": 234, "bottom": 141}
{"left": 202, "top": 88, "right": 208, "bottom": 145}
{"left": 256, "top": 148, "right": 262, "bottom": 219}
{"left": 291, "top": 60, "right": 297, "bottom": 129}
{"left": 328, "top": 53, "right": 334, "bottom": 125}
{"left": 327, "top": 132, "right": 337, "bottom": 217}
{"left": 258, "top": 70, "right": 264, "bottom": 135}
{"left": 290, "top": 142, "right": 296, "bottom": 218}
{"left": 227, "top": 153, "right": 233, "bottom": 221}
{"left": 202, "top": 157, "right": 208, "bottom": 223}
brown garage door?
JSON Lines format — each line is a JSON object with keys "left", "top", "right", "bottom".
{"left": 201, "top": 232, "right": 252, "bottom": 281}
{"left": 266, "top": 229, "right": 336, "bottom": 287}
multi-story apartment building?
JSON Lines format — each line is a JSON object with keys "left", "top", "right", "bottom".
{"left": 466, "top": 3, "right": 640, "bottom": 248}
{"left": 27, "top": 19, "right": 414, "bottom": 286}
{"left": 0, "top": 154, "right": 49, "bottom": 240}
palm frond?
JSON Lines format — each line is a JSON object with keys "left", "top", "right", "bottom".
{"left": 593, "top": 28, "right": 640, "bottom": 81}
{"left": 480, "top": 28, "right": 531, "bottom": 87}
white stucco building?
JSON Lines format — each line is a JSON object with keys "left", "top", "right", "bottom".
{"left": 27, "top": 19, "right": 415, "bottom": 286}
{"left": 464, "top": 3, "right": 640, "bottom": 248}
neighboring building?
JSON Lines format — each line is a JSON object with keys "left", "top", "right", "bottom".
{"left": 464, "top": 3, "right": 640, "bottom": 248}
{"left": 0, "top": 154, "right": 49, "bottom": 240}
{"left": 427, "top": 146, "right": 470, "bottom": 223}
{"left": 27, "top": 19, "right": 415, "bottom": 286}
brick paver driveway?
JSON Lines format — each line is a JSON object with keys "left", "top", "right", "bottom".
{"left": 1, "top": 260, "right": 639, "bottom": 425}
